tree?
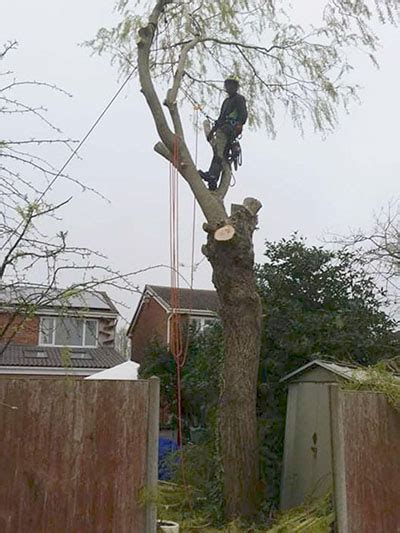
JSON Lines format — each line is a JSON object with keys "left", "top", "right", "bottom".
{"left": 0, "top": 42, "right": 139, "bottom": 350}
{"left": 115, "top": 326, "right": 132, "bottom": 358}
{"left": 89, "top": 0, "right": 400, "bottom": 518}
{"left": 139, "top": 236, "right": 400, "bottom": 517}
{"left": 257, "top": 235, "right": 400, "bottom": 504}
{"left": 332, "top": 200, "right": 400, "bottom": 308}
{"left": 140, "top": 325, "right": 224, "bottom": 432}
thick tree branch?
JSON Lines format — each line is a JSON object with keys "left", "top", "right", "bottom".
{"left": 137, "top": 0, "right": 175, "bottom": 150}
{"left": 167, "top": 37, "right": 201, "bottom": 106}
{"left": 165, "top": 39, "right": 200, "bottom": 138}
{"left": 137, "top": 2, "right": 226, "bottom": 223}
{"left": 243, "top": 197, "right": 263, "bottom": 216}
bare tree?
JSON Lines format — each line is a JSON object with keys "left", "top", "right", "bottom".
{"left": 89, "top": 0, "right": 400, "bottom": 518}
{"left": 0, "top": 42, "right": 142, "bottom": 349}
{"left": 115, "top": 326, "right": 131, "bottom": 358}
{"left": 331, "top": 200, "right": 400, "bottom": 309}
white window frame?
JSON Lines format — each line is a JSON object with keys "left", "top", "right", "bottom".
{"left": 39, "top": 317, "right": 98, "bottom": 348}
{"left": 82, "top": 319, "right": 98, "bottom": 348}
{"left": 39, "top": 317, "right": 56, "bottom": 346}
{"left": 189, "top": 316, "right": 217, "bottom": 331}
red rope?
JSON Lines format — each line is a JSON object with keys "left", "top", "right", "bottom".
{"left": 169, "top": 135, "right": 184, "bottom": 446}
{"left": 190, "top": 108, "right": 199, "bottom": 291}
{"left": 169, "top": 107, "right": 200, "bottom": 447}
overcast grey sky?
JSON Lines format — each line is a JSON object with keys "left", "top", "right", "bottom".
{"left": 2, "top": 1, "right": 399, "bottom": 323}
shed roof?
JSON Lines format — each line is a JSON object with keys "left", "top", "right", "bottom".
{"left": 281, "top": 359, "right": 374, "bottom": 383}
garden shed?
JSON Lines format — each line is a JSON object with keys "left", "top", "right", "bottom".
{"left": 280, "top": 359, "right": 366, "bottom": 510}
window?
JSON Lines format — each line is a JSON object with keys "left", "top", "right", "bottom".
{"left": 24, "top": 350, "right": 48, "bottom": 359}
{"left": 204, "top": 318, "right": 216, "bottom": 328}
{"left": 40, "top": 317, "right": 55, "bottom": 345}
{"left": 190, "top": 317, "right": 217, "bottom": 332}
{"left": 55, "top": 317, "right": 83, "bottom": 346}
{"left": 84, "top": 320, "right": 97, "bottom": 347}
{"left": 39, "top": 317, "right": 98, "bottom": 347}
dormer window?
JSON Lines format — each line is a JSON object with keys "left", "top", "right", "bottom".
{"left": 39, "top": 317, "right": 98, "bottom": 347}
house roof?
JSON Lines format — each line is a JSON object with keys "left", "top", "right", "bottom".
{"left": 147, "top": 285, "right": 220, "bottom": 313}
{"left": 0, "top": 344, "right": 125, "bottom": 369}
{"left": 127, "top": 284, "right": 219, "bottom": 336}
{"left": 0, "top": 284, "right": 118, "bottom": 315}
{"left": 281, "top": 359, "right": 400, "bottom": 383}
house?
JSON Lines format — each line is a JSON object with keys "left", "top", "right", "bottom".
{"left": 0, "top": 284, "right": 125, "bottom": 377}
{"left": 127, "top": 284, "right": 219, "bottom": 363}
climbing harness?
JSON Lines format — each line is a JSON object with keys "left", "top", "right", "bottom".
{"left": 226, "top": 138, "right": 243, "bottom": 171}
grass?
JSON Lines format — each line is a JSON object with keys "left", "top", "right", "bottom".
{"left": 155, "top": 482, "right": 334, "bottom": 532}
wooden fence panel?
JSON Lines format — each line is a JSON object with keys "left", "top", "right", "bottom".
{"left": 0, "top": 378, "right": 159, "bottom": 533}
{"left": 330, "top": 387, "right": 400, "bottom": 533}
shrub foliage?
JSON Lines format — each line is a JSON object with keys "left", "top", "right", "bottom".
{"left": 140, "top": 236, "right": 400, "bottom": 517}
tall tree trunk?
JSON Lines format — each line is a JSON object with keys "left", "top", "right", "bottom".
{"left": 203, "top": 201, "right": 262, "bottom": 518}
{"left": 137, "top": 5, "right": 263, "bottom": 517}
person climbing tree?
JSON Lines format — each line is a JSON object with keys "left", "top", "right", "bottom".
{"left": 199, "top": 76, "right": 247, "bottom": 191}
{"left": 91, "top": 0, "right": 400, "bottom": 520}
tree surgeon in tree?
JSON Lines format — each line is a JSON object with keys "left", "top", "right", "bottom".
{"left": 199, "top": 76, "right": 247, "bottom": 191}
{"left": 90, "top": 0, "right": 400, "bottom": 520}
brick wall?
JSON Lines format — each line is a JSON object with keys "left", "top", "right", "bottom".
{"left": 130, "top": 298, "right": 168, "bottom": 363}
{"left": 0, "top": 312, "right": 39, "bottom": 345}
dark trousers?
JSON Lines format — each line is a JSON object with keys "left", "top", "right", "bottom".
{"left": 209, "top": 123, "right": 235, "bottom": 180}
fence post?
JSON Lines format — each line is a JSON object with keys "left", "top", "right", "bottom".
{"left": 146, "top": 376, "right": 160, "bottom": 533}
{"left": 329, "top": 385, "right": 348, "bottom": 533}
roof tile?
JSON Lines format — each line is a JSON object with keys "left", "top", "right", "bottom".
{"left": 148, "top": 285, "right": 219, "bottom": 314}
{"left": 0, "top": 344, "right": 125, "bottom": 369}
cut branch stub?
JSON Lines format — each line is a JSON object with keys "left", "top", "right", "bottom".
{"left": 243, "top": 197, "right": 263, "bottom": 216}
{"left": 214, "top": 224, "right": 236, "bottom": 241}
{"left": 154, "top": 142, "right": 172, "bottom": 162}
{"left": 213, "top": 198, "right": 262, "bottom": 242}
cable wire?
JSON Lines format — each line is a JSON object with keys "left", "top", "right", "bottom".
{"left": 1, "top": 69, "right": 136, "bottom": 252}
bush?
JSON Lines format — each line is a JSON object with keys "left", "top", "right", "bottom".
{"left": 141, "top": 236, "right": 400, "bottom": 517}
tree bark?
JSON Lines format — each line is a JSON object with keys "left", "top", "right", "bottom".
{"left": 136, "top": 2, "right": 263, "bottom": 517}
{"left": 203, "top": 201, "right": 262, "bottom": 519}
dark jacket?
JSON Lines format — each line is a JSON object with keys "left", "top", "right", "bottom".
{"left": 215, "top": 93, "right": 248, "bottom": 129}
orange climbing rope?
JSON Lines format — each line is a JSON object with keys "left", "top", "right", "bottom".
{"left": 169, "top": 135, "right": 184, "bottom": 446}
{"left": 190, "top": 106, "right": 200, "bottom": 290}
{"left": 168, "top": 106, "right": 200, "bottom": 447}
